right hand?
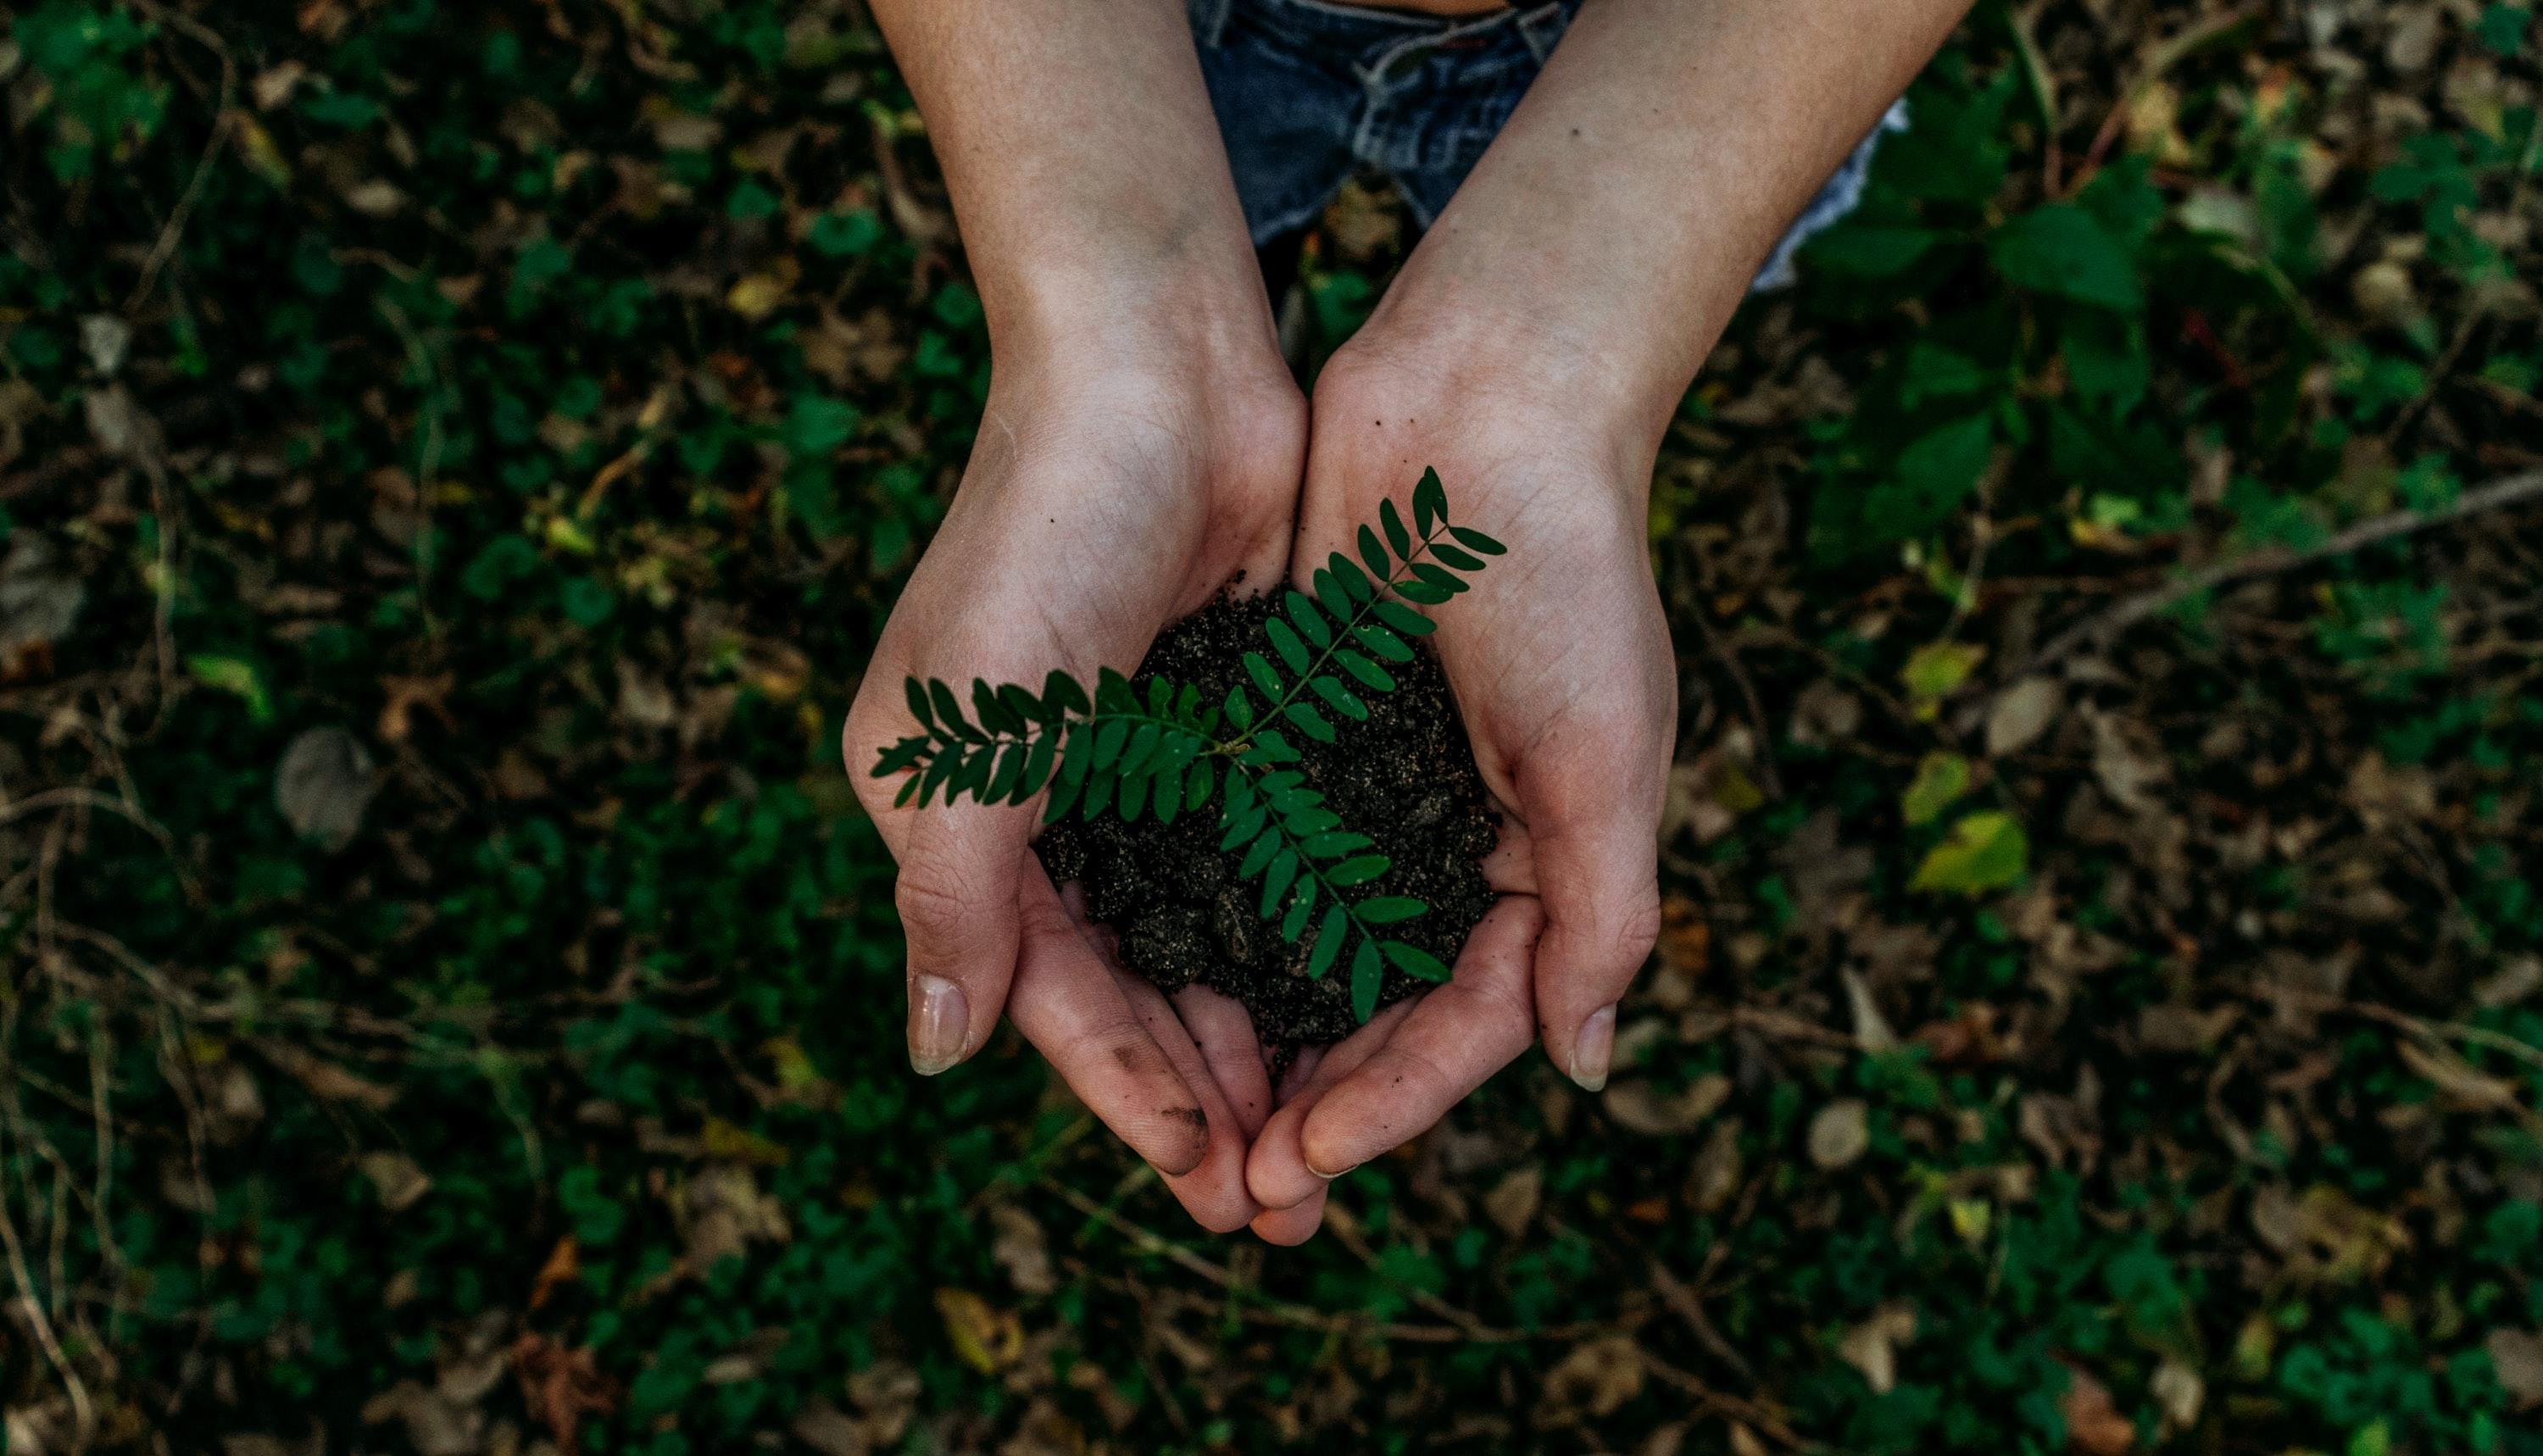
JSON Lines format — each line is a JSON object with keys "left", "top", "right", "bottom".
{"left": 843, "top": 331, "right": 1304, "bottom": 1231}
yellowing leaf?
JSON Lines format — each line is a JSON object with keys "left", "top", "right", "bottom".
{"left": 1900, "top": 641, "right": 1984, "bottom": 717}
{"left": 234, "top": 114, "right": 294, "bottom": 187}
{"left": 1900, "top": 752, "right": 1971, "bottom": 826}
{"left": 1911, "top": 811, "right": 2029, "bottom": 895}
{"left": 727, "top": 272, "right": 789, "bottom": 319}
{"left": 187, "top": 654, "right": 274, "bottom": 723}
{"left": 700, "top": 1116, "right": 790, "bottom": 1165}
{"left": 933, "top": 1287, "right": 1021, "bottom": 1375}
{"left": 1947, "top": 1196, "right": 1992, "bottom": 1245}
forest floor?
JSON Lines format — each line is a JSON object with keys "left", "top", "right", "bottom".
{"left": 4, "top": 1, "right": 2542, "bottom": 1453}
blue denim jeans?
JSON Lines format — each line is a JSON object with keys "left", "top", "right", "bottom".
{"left": 1188, "top": 0, "right": 1904, "bottom": 290}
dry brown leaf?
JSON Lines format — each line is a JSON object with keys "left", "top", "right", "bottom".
{"left": 1836, "top": 1303, "right": 1917, "bottom": 1394}
{"left": 2058, "top": 1364, "right": 2134, "bottom": 1454}
{"left": 509, "top": 1331, "right": 618, "bottom": 1453}
{"left": 1605, "top": 1073, "right": 1731, "bottom": 1137}
{"left": 1534, "top": 1336, "right": 1645, "bottom": 1427}
{"left": 359, "top": 1151, "right": 431, "bottom": 1212}
{"left": 1483, "top": 1164, "right": 1543, "bottom": 1237}
{"left": 935, "top": 1287, "right": 1022, "bottom": 1375}
{"left": 275, "top": 725, "right": 379, "bottom": 852}
{"left": 989, "top": 1204, "right": 1057, "bottom": 1297}
{"left": 1985, "top": 677, "right": 2063, "bottom": 756}
{"left": 1808, "top": 1098, "right": 1872, "bottom": 1169}
{"left": 2488, "top": 1328, "right": 2543, "bottom": 1409}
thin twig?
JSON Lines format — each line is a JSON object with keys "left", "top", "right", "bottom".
{"left": 2006, "top": 467, "right": 2543, "bottom": 688}
{"left": 123, "top": 1, "right": 238, "bottom": 315}
{"left": 0, "top": 1121, "right": 97, "bottom": 1445}
{"left": 2067, "top": 4, "right": 2265, "bottom": 194}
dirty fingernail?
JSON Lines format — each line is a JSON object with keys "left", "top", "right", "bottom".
{"left": 909, "top": 974, "right": 968, "bottom": 1075}
{"left": 1570, "top": 1003, "right": 1617, "bottom": 1093}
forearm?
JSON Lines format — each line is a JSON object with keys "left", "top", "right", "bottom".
{"left": 870, "top": 0, "right": 1275, "bottom": 370}
{"left": 1363, "top": 0, "right": 1970, "bottom": 449}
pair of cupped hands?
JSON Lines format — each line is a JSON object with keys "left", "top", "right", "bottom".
{"left": 843, "top": 303, "right": 1677, "bottom": 1244}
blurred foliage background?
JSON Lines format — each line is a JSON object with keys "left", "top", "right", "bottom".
{"left": 4, "top": 0, "right": 2543, "bottom": 1453}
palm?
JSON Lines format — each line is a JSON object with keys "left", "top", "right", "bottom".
{"left": 1240, "top": 375, "right": 1672, "bottom": 1242}
{"left": 846, "top": 366, "right": 1302, "bottom": 1232}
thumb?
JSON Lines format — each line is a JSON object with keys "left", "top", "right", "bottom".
{"left": 891, "top": 805, "right": 1031, "bottom": 1075}
{"left": 1527, "top": 789, "right": 1662, "bottom": 1094}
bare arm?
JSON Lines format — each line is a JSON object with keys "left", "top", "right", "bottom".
{"left": 851, "top": 0, "right": 1300, "bottom": 1234}
{"left": 1246, "top": 0, "right": 1970, "bottom": 1240}
{"left": 1369, "top": 0, "right": 1972, "bottom": 443}
{"left": 866, "top": 0, "right": 1275, "bottom": 364}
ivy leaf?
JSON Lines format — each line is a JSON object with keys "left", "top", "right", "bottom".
{"left": 1989, "top": 203, "right": 2146, "bottom": 312}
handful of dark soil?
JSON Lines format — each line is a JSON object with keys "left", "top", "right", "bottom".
{"left": 1036, "top": 594, "right": 1498, "bottom": 1048}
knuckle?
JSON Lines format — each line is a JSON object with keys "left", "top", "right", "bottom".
{"left": 893, "top": 865, "right": 977, "bottom": 948}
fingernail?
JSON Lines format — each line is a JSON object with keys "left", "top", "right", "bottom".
{"left": 1305, "top": 1157, "right": 1360, "bottom": 1181}
{"left": 1570, "top": 1003, "right": 1617, "bottom": 1093}
{"left": 909, "top": 974, "right": 968, "bottom": 1075}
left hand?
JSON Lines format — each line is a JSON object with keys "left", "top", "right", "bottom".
{"left": 1242, "top": 323, "right": 1678, "bottom": 1243}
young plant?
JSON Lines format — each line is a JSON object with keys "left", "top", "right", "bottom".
{"left": 869, "top": 469, "right": 1505, "bottom": 1022}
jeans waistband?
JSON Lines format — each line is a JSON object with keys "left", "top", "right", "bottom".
{"left": 1190, "top": 0, "right": 1572, "bottom": 64}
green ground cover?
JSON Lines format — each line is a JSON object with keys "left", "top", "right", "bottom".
{"left": 3, "top": 1, "right": 2540, "bottom": 1452}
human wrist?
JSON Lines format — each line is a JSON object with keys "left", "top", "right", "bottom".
{"left": 1346, "top": 263, "right": 1713, "bottom": 475}
{"left": 1323, "top": 292, "right": 1676, "bottom": 514}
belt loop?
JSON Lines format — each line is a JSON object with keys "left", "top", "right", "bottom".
{"left": 1188, "top": 0, "right": 1233, "bottom": 48}
{"left": 1516, "top": 0, "right": 1572, "bottom": 63}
